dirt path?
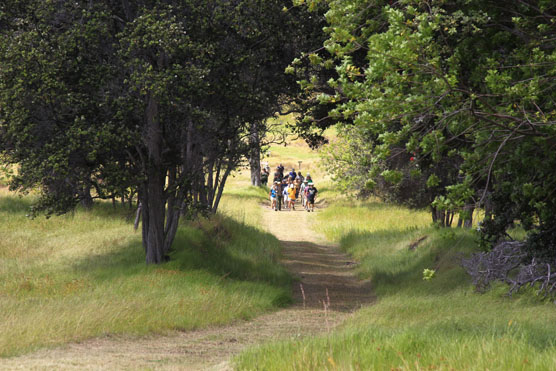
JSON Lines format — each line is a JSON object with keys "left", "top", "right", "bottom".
{"left": 1, "top": 202, "right": 374, "bottom": 370}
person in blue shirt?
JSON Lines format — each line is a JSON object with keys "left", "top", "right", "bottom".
{"left": 269, "top": 182, "right": 278, "bottom": 210}
{"left": 289, "top": 168, "right": 297, "bottom": 180}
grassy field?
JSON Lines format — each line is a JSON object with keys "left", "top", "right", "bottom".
{"left": 0, "top": 185, "right": 290, "bottom": 357}
{"left": 234, "top": 127, "right": 556, "bottom": 370}
{"left": 0, "top": 113, "right": 318, "bottom": 358}
{"left": 6, "top": 117, "right": 555, "bottom": 368}
{"left": 235, "top": 197, "right": 556, "bottom": 370}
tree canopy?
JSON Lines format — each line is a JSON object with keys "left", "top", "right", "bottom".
{"left": 294, "top": 0, "right": 556, "bottom": 254}
{"left": 0, "top": 0, "right": 323, "bottom": 263}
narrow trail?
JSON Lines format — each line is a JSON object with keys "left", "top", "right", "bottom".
{"left": 2, "top": 201, "right": 374, "bottom": 370}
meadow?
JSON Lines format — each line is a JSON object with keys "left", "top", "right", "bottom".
{"left": 0, "top": 118, "right": 317, "bottom": 358}
{"left": 0, "top": 185, "right": 290, "bottom": 357}
{"left": 4, "top": 125, "right": 556, "bottom": 369}
{"left": 235, "top": 197, "right": 556, "bottom": 370}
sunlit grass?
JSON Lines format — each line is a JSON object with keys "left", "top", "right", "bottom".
{"left": 220, "top": 184, "right": 269, "bottom": 228}
{"left": 315, "top": 199, "right": 431, "bottom": 242}
{"left": 235, "top": 197, "right": 556, "bottom": 370}
{"left": 266, "top": 142, "right": 322, "bottom": 180}
{"left": 0, "top": 119, "right": 320, "bottom": 358}
{"left": 263, "top": 113, "right": 329, "bottom": 181}
{"left": 0, "top": 186, "right": 290, "bottom": 357}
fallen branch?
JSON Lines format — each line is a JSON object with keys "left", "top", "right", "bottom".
{"left": 463, "top": 241, "right": 556, "bottom": 297}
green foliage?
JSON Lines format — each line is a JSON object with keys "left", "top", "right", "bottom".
{"left": 0, "top": 0, "right": 321, "bottom": 262}
{"left": 294, "top": 0, "right": 556, "bottom": 254}
{"left": 422, "top": 268, "right": 436, "bottom": 281}
{"left": 319, "top": 126, "right": 434, "bottom": 208}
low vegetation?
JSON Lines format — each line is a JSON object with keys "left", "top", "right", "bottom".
{"left": 235, "top": 198, "right": 556, "bottom": 370}
{"left": 0, "top": 186, "right": 290, "bottom": 357}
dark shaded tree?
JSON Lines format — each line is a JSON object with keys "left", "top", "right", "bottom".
{"left": 0, "top": 0, "right": 322, "bottom": 263}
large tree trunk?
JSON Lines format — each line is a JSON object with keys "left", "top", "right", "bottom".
{"left": 142, "top": 93, "right": 166, "bottom": 264}
{"left": 249, "top": 122, "right": 261, "bottom": 187}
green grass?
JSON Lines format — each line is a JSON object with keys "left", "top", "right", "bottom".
{"left": 235, "top": 200, "right": 556, "bottom": 370}
{"left": 0, "top": 187, "right": 290, "bottom": 357}
{"left": 314, "top": 199, "right": 431, "bottom": 243}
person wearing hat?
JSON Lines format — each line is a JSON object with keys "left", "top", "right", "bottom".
{"left": 306, "top": 182, "right": 318, "bottom": 212}
{"left": 287, "top": 181, "right": 297, "bottom": 210}
{"left": 273, "top": 169, "right": 284, "bottom": 210}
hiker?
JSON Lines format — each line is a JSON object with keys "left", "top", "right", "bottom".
{"left": 269, "top": 182, "right": 278, "bottom": 210}
{"left": 305, "top": 173, "right": 312, "bottom": 183}
{"left": 288, "top": 182, "right": 297, "bottom": 210}
{"left": 261, "top": 167, "right": 269, "bottom": 186}
{"left": 294, "top": 177, "right": 302, "bottom": 199}
{"left": 300, "top": 180, "right": 308, "bottom": 208}
{"left": 273, "top": 166, "right": 283, "bottom": 183}
{"left": 289, "top": 168, "right": 297, "bottom": 180}
{"left": 282, "top": 179, "right": 290, "bottom": 210}
{"left": 306, "top": 182, "right": 318, "bottom": 212}
{"left": 272, "top": 167, "right": 284, "bottom": 210}
{"left": 277, "top": 163, "right": 284, "bottom": 177}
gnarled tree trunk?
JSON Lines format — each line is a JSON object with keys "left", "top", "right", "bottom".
{"left": 140, "top": 93, "right": 183, "bottom": 264}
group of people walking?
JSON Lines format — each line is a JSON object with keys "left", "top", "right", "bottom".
{"left": 266, "top": 164, "right": 318, "bottom": 212}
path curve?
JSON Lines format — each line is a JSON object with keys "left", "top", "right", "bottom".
{"left": 1, "top": 203, "right": 374, "bottom": 370}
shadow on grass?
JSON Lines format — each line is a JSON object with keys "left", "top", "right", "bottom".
{"left": 69, "top": 214, "right": 292, "bottom": 305}
{"left": 0, "top": 193, "right": 34, "bottom": 214}
{"left": 222, "top": 188, "right": 269, "bottom": 202}
{"left": 171, "top": 218, "right": 291, "bottom": 287}
{"left": 85, "top": 201, "right": 137, "bottom": 221}
{"left": 338, "top": 228, "right": 475, "bottom": 297}
{"left": 0, "top": 193, "right": 135, "bottom": 221}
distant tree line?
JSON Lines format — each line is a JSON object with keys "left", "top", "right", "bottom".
{"left": 0, "top": 0, "right": 324, "bottom": 263}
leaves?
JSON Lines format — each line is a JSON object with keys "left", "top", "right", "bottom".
{"left": 296, "top": 0, "right": 556, "bottom": 252}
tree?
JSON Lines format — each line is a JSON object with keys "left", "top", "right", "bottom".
{"left": 0, "top": 0, "right": 322, "bottom": 263}
{"left": 293, "top": 0, "right": 556, "bottom": 247}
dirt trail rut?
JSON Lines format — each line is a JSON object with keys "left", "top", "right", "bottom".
{"left": 2, "top": 202, "right": 374, "bottom": 370}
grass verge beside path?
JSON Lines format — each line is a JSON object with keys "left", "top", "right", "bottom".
{"left": 235, "top": 199, "right": 556, "bottom": 370}
{"left": 0, "top": 186, "right": 290, "bottom": 357}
